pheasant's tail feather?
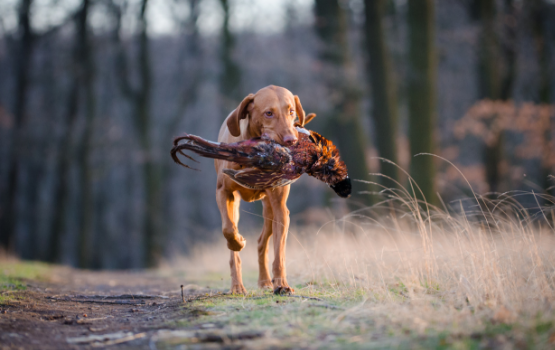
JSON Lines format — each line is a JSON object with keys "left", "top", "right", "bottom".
{"left": 172, "top": 133, "right": 250, "bottom": 164}
{"left": 171, "top": 142, "right": 201, "bottom": 171}
{"left": 173, "top": 134, "right": 285, "bottom": 170}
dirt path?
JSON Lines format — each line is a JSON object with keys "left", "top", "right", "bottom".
{"left": 4, "top": 261, "right": 553, "bottom": 349}
{"left": 0, "top": 267, "right": 210, "bottom": 349}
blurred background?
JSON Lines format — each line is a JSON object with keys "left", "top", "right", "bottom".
{"left": 0, "top": 0, "right": 553, "bottom": 269}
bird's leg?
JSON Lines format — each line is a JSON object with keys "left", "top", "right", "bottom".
{"left": 257, "top": 197, "right": 274, "bottom": 290}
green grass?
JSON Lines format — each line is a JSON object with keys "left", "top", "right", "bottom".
{"left": 0, "top": 260, "right": 51, "bottom": 304}
{"left": 153, "top": 261, "right": 555, "bottom": 350}
{"left": 160, "top": 289, "right": 555, "bottom": 349}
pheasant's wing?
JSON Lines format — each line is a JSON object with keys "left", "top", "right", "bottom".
{"left": 223, "top": 168, "right": 300, "bottom": 190}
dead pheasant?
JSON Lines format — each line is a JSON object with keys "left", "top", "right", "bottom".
{"left": 171, "top": 127, "right": 352, "bottom": 198}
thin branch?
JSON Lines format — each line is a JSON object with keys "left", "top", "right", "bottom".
{"left": 46, "top": 297, "right": 146, "bottom": 305}
{"left": 49, "top": 294, "right": 168, "bottom": 299}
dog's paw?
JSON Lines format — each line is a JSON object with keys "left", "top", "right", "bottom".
{"left": 272, "top": 278, "right": 294, "bottom": 295}
{"left": 258, "top": 279, "right": 273, "bottom": 290}
{"left": 230, "top": 284, "right": 247, "bottom": 295}
{"left": 225, "top": 234, "right": 246, "bottom": 252}
{"left": 273, "top": 285, "right": 293, "bottom": 295}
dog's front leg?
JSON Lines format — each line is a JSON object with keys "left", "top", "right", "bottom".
{"left": 216, "top": 187, "right": 246, "bottom": 294}
{"left": 229, "top": 251, "right": 246, "bottom": 294}
{"left": 216, "top": 188, "right": 246, "bottom": 252}
{"left": 268, "top": 186, "right": 293, "bottom": 294}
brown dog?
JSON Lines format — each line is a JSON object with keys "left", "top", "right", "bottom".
{"left": 215, "top": 85, "right": 309, "bottom": 294}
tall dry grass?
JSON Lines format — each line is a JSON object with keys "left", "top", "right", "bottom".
{"left": 176, "top": 161, "right": 555, "bottom": 333}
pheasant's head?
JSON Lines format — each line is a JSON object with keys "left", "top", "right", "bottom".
{"left": 330, "top": 177, "right": 352, "bottom": 198}
{"left": 307, "top": 131, "right": 351, "bottom": 198}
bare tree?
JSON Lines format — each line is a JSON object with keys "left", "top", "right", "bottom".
{"left": 47, "top": 0, "right": 95, "bottom": 264}
{"left": 0, "top": 0, "right": 35, "bottom": 251}
{"left": 219, "top": 0, "right": 241, "bottom": 117}
{"left": 529, "top": 0, "right": 554, "bottom": 195}
{"left": 112, "top": 0, "right": 203, "bottom": 266}
{"left": 363, "top": 0, "right": 399, "bottom": 184}
{"left": 127, "top": 0, "right": 161, "bottom": 267}
{"left": 468, "top": 0, "right": 519, "bottom": 194}
{"left": 314, "top": 0, "right": 372, "bottom": 207}
{"left": 407, "top": 0, "right": 437, "bottom": 205}
{"left": 75, "top": 0, "right": 96, "bottom": 268}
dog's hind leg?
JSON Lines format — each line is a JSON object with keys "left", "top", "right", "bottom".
{"left": 267, "top": 186, "right": 293, "bottom": 295}
{"left": 257, "top": 197, "right": 274, "bottom": 290}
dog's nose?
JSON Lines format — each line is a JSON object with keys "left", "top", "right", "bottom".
{"left": 283, "top": 135, "right": 298, "bottom": 146}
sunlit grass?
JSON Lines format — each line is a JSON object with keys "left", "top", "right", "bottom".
{"left": 170, "top": 161, "right": 555, "bottom": 348}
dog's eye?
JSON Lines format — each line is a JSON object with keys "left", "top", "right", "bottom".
{"left": 265, "top": 111, "right": 273, "bottom": 118}
{"left": 290, "top": 109, "right": 295, "bottom": 115}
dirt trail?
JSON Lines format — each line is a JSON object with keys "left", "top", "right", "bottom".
{"left": 0, "top": 267, "right": 207, "bottom": 349}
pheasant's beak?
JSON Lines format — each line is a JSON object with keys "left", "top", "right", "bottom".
{"left": 330, "top": 177, "right": 351, "bottom": 198}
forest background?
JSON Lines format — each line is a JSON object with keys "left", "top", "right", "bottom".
{"left": 0, "top": 0, "right": 554, "bottom": 269}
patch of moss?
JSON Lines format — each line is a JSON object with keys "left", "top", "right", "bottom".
{"left": 0, "top": 261, "right": 51, "bottom": 284}
{"left": 0, "top": 276, "right": 27, "bottom": 291}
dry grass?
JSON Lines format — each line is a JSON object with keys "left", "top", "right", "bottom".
{"left": 172, "top": 167, "right": 555, "bottom": 348}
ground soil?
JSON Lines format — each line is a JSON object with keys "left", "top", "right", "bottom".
{"left": 0, "top": 267, "right": 201, "bottom": 349}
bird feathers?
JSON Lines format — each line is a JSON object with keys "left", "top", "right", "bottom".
{"left": 171, "top": 127, "right": 351, "bottom": 197}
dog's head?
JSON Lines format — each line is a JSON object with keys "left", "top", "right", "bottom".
{"left": 227, "top": 85, "right": 306, "bottom": 146}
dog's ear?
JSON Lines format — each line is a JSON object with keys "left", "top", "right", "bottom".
{"left": 227, "top": 94, "right": 255, "bottom": 137}
{"left": 294, "top": 95, "right": 306, "bottom": 127}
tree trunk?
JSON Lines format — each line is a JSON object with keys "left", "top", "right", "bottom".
{"left": 48, "top": 0, "right": 95, "bottom": 264}
{"left": 219, "top": 0, "right": 241, "bottom": 116}
{"left": 48, "top": 72, "right": 79, "bottom": 263}
{"left": 314, "top": 0, "right": 372, "bottom": 207}
{"left": 477, "top": 0, "right": 502, "bottom": 100}
{"left": 363, "top": 0, "right": 399, "bottom": 184}
{"left": 530, "top": 0, "right": 554, "bottom": 196}
{"left": 111, "top": 0, "right": 161, "bottom": 267}
{"left": 472, "top": 0, "right": 518, "bottom": 194}
{"left": 479, "top": 0, "right": 503, "bottom": 194}
{"left": 0, "top": 0, "right": 34, "bottom": 251}
{"left": 136, "top": 0, "right": 161, "bottom": 268}
{"left": 75, "top": 0, "right": 96, "bottom": 268}
{"left": 407, "top": 0, "right": 437, "bottom": 205}
{"left": 500, "top": 0, "right": 517, "bottom": 101}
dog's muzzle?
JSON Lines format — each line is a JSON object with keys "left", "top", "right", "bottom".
{"left": 330, "top": 177, "right": 351, "bottom": 198}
